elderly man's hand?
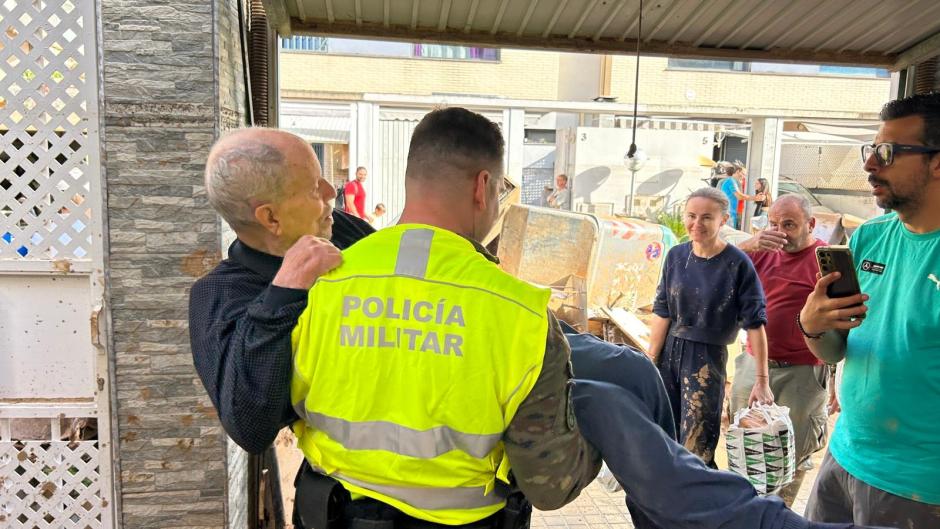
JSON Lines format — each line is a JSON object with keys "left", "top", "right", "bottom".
{"left": 739, "top": 229, "right": 787, "bottom": 253}
{"left": 272, "top": 236, "right": 342, "bottom": 290}
{"left": 798, "top": 272, "right": 868, "bottom": 336}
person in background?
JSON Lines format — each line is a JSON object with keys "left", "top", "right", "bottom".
{"left": 720, "top": 164, "right": 765, "bottom": 230}
{"left": 373, "top": 203, "right": 386, "bottom": 220}
{"left": 753, "top": 177, "right": 772, "bottom": 218}
{"left": 734, "top": 194, "right": 830, "bottom": 506}
{"left": 547, "top": 174, "right": 570, "bottom": 210}
{"left": 344, "top": 166, "right": 373, "bottom": 223}
{"left": 647, "top": 187, "right": 774, "bottom": 468}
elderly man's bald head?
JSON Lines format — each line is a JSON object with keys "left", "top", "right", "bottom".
{"left": 769, "top": 193, "right": 813, "bottom": 222}
{"left": 768, "top": 193, "right": 816, "bottom": 253}
{"left": 204, "top": 128, "right": 312, "bottom": 230}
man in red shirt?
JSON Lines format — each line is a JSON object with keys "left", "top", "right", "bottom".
{"left": 343, "top": 166, "right": 372, "bottom": 222}
{"left": 732, "top": 194, "right": 832, "bottom": 505}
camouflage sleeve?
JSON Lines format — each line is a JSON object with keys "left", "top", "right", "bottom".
{"left": 503, "top": 311, "right": 602, "bottom": 510}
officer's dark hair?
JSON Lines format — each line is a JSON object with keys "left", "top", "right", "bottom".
{"left": 880, "top": 92, "right": 940, "bottom": 148}
{"left": 406, "top": 107, "right": 504, "bottom": 182}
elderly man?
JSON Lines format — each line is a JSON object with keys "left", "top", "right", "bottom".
{"left": 800, "top": 93, "right": 940, "bottom": 528}
{"left": 189, "top": 128, "right": 373, "bottom": 453}
{"left": 734, "top": 194, "right": 830, "bottom": 506}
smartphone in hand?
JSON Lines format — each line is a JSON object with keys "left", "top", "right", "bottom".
{"left": 816, "top": 245, "right": 865, "bottom": 317}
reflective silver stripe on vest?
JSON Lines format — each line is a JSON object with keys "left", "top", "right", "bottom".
{"left": 395, "top": 228, "right": 434, "bottom": 279}
{"left": 293, "top": 400, "right": 308, "bottom": 426}
{"left": 335, "top": 471, "right": 509, "bottom": 510}
{"left": 301, "top": 410, "right": 502, "bottom": 459}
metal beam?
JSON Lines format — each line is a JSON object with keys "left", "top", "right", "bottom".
{"left": 289, "top": 16, "right": 896, "bottom": 67}
{"left": 294, "top": 0, "right": 306, "bottom": 21}
{"left": 568, "top": 0, "right": 600, "bottom": 39}
{"left": 491, "top": 0, "right": 511, "bottom": 35}
{"left": 326, "top": 0, "right": 335, "bottom": 23}
{"left": 261, "top": 0, "right": 292, "bottom": 34}
{"left": 693, "top": 0, "right": 745, "bottom": 47}
{"left": 383, "top": 0, "right": 389, "bottom": 28}
{"left": 885, "top": 19, "right": 940, "bottom": 55}
{"left": 594, "top": 0, "right": 629, "bottom": 42}
{"left": 542, "top": 0, "right": 570, "bottom": 38}
{"left": 893, "top": 30, "right": 940, "bottom": 71}
{"left": 740, "top": 0, "right": 804, "bottom": 50}
{"left": 813, "top": 1, "right": 895, "bottom": 52}
{"left": 715, "top": 0, "right": 777, "bottom": 49}
{"left": 840, "top": 1, "right": 921, "bottom": 52}
{"left": 411, "top": 0, "right": 419, "bottom": 29}
{"left": 619, "top": 1, "right": 647, "bottom": 42}
{"left": 464, "top": 0, "right": 480, "bottom": 33}
{"left": 764, "top": 1, "right": 834, "bottom": 50}
{"left": 862, "top": 4, "right": 940, "bottom": 53}
{"left": 518, "top": 0, "right": 540, "bottom": 37}
{"left": 354, "top": 0, "right": 361, "bottom": 26}
{"left": 361, "top": 91, "right": 882, "bottom": 120}
{"left": 791, "top": 0, "right": 870, "bottom": 50}
{"left": 645, "top": 0, "right": 684, "bottom": 43}
{"left": 668, "top": 0, "right": 717, "bottom": 45}
{"left": 438, "top": 0, "right": 451, "bottom": 31}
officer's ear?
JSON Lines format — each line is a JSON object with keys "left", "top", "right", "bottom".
{"left": 253, "top": 202, "right": 281, "bottom": 235}
{"left": 472, "top": 169, "right": 490, "bottom": 211}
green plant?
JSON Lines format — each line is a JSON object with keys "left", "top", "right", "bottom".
{"left": 656, "top": 209, "right": 688, "bottom": 242}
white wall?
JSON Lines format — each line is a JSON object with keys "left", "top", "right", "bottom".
{"left": 557, "top": 53, "right": 602, "bottom": 102}
{"left": 564, "top": 126, "right": 715, "bottom": 214}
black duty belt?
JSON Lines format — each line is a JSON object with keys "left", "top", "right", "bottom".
{"left": 293, "top": 461, "right": 531, "bottom": 529}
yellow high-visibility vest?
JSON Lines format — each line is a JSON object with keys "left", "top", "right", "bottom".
{"left": 290, "top": 224, "right": 550, "bottom": 525}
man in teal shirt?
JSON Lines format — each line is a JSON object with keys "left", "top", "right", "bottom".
{"left": 799, "top": 92, "right": 940, "bottom": 528}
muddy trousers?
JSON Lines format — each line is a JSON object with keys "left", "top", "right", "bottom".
{"left": 564, "top": 329, "right": 884, "bottom": 529}
{"left": 656, "top": 335, "right": 727, "bottom": 468}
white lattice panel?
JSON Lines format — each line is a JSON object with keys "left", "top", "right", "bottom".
{"left": 780, "top": 144, "right": 868, "bottom": 191}
{"left": 0, "top": 441, "right": 104, "bottom": 529}
{"left": 0, "top": 0, "right": 97, "bottom": 262}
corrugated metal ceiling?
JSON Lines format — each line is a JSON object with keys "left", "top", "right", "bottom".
{"left": 262, "top": 0, "right": 940, "bottom": 70}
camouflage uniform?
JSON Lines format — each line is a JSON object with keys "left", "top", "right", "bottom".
{"left": 470, "top": 241, "right": 602, "bottom": 509}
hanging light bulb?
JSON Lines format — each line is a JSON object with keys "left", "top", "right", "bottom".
{"left": 624, "top": 0, "right": 645, "bottom": 216}
{"left": 626, "top": 0, "right": 644, "bottom": 162}
{"left": 625, "top": 148, "right": 647, "bottom": 172}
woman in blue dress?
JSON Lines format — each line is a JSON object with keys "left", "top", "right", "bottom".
{"left": 648, "top": 187, "right": 774, "bottom": 467}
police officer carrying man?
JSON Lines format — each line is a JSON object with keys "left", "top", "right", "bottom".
{"left": 193, "top": 110, "right": 889, "bottom": 529}
{"left": 287, "top": 108, "right": 886, "bottom": 529}
{"left": 289, "top": 107, "right": 600, "bottom": 528}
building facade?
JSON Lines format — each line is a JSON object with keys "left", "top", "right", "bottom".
{"left": 278, "top": 36, "right": 893, "bottom": 223}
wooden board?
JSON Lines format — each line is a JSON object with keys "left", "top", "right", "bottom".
{"left": 601, "top": 306, "right": 651, "bottom": 354}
